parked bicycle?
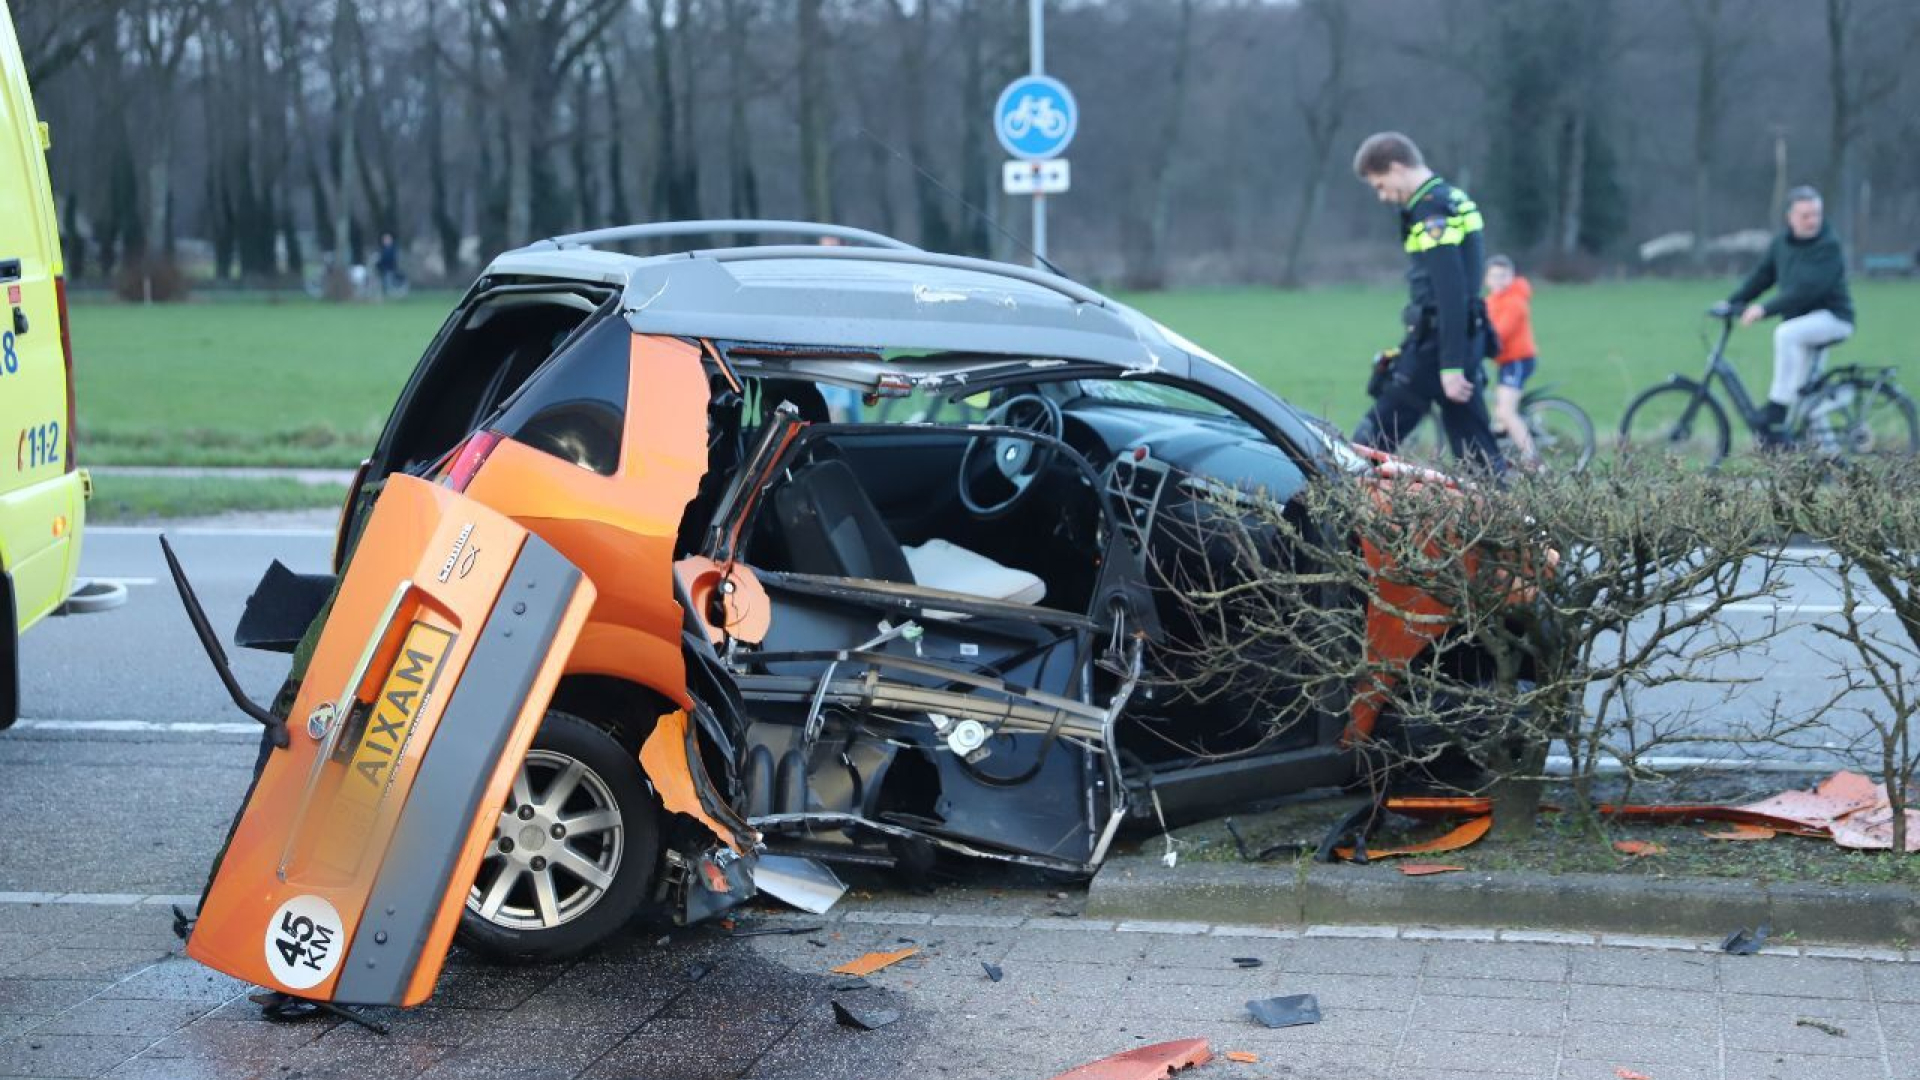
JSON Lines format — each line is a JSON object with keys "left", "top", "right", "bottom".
{"left": 1426, "top": 385, "right": 1594, "bottom": 472}
{"left": 1619, "top": 303, "right": 1917, "bottom": 467}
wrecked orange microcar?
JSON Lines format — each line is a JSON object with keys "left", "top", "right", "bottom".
{"left": 172, "top": 221, "right": 1468, "bottom": 1007}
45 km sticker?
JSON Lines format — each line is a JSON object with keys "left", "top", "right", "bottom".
{"left": 264, "top": 894, "right": 343, "bottom": 990}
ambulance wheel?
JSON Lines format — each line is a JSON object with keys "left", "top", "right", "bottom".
{"left": 458, "top": 711, "right": 659, "bottom": 962}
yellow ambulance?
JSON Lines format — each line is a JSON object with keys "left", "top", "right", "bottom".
{"left": 0, "top": 0, "right": 102, "bottom": 728}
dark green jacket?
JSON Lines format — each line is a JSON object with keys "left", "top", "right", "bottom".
{"left": 1729, "top": 224, "right": 1855, "bottom": 325}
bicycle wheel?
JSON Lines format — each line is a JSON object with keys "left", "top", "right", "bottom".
{"left": 1799, "top": 378, "right": 1920, "bottom": 460}
{"left": 1521, "top": 396, "right": 1595, "bottom": 472}
{"left": 1619, "top": 382, "right": 1730, "bottom": 467}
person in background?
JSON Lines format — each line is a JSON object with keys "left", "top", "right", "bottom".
{"left": 375, "top": 233, "right": 403, "bottom": 297}
{"left": 1726, "top": 185, "right": 1855, "bottom": 442}
{"left": 1483, "top": 254, "right": 1538, "bottom": 463}
{"left": 1349, "top": 131, "right": 1504, "bottom": 472}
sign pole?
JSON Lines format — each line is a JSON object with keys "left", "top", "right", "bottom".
{"left": 1029, "top": 0, "right": 1046, "bottom": 267}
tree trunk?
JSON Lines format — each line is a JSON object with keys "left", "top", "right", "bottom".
{"left": 1131, "top": 0, "right": 1196, "bottom": 289}
{"left": 1688, "top": 0, "right": 1722, "bottom": 263}
{"left": 503, "top": 90, "right": 534, "bottom": 248}
{"left": 1824, "top": 0, "right": 1851, "bottom": 231}
{"left": 648, "top": 0, "right": 680, "bottom": 223}
{"left": 721, "top": 0, "right": 759, "bottom": 230}
{"left": 894, "top": 0, "right": 950, "bottom": 251}
{"left": 1555, "top": 109, "right": 1587, "bottom": 258}
{"left": 601, "top": 47, "right": 632, "bottom": 228}
{"left": 797, "top": 0, "right": 833, "bottom": 222}
{"left": 956, "top": 0, "right": 993, "bottom": 256}
{"left": 425, "top": 0, "right": 462, "bottom": 278}
{"left": 1281, "top": 0, "right": 1350, "bottom": 288}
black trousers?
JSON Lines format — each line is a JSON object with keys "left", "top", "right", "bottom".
{"left": 1354, "top": 363, "right": 1505, "bottom": 472}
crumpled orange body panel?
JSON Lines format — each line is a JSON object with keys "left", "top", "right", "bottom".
{"left": 464, "top": 334, "right": 743, "bottom": 849}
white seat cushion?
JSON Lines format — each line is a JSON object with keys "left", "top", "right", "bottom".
{"left": 902, "top": 539, "right": 1047, "bottom": 606}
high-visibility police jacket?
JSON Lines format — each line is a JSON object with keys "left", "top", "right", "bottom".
{"left": 1399, "top": 175, "right": 1486, "bottom": 379}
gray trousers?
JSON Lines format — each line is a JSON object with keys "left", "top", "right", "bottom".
{"left": 1771, "top": 310, "right": 1854, "bottom": 406}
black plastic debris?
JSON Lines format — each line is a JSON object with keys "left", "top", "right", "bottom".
{"left": 687, "top": 963, "right": 712, "bottom": 983}
{"left": 250, "top": 990, "right": 390, "bottom": 1035}
{"left": 1247, "top": 994, "right": 1322, "bottom": 1029}
{"left": 828, "top": 978, "right": 872, "bottom": 992}
{"left": 1721, "top": 924, "right": 1770, "bottom": 956}
{"left": 1231, "top": 957, "right": 1263, "bottom": 969}
{"left": 170, "top": 905, "right": 196, "bottom": 941}
{"left": 727, "top": 923, "right": 826, "bottom": 938}
{"left": 832, "top": 1000, "right": 901, "bottom": 1030}
{"left": 982, "top": 962, "right": 1004, "bottom": 982}
{"left": 1225, "top": 818, "right": 1309, "bottom": 863}
{"left": 1796, "top": 1018, "right": 1846, "bottom": 1038}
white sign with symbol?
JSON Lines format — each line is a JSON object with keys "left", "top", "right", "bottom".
{"left": 1003, "top": 159, "right": 1071, "bottom": 196}
{"left": 264, "top": 894, "right": 344, "bottom": 990}
{"left": 994, "top": 74, "right": 1078, "bottom": 161}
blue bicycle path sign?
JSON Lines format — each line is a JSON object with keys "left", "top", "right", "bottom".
{"left": 995, "top": 75, "right": 1077, "bottom": 161}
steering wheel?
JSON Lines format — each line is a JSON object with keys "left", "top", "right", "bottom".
{"left": 959, "top": 393, "right": 1064, "bottom": 519}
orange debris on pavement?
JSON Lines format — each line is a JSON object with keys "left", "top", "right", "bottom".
{"left": 1702, "top": 824, "right": 1776, "bottom": 841}
{"left": 1045, "top": 1038, "right": 1213, "bottom": 1080}
{"left": 1338, "top": 815, "right": 1492, "bottom": 861}
{"left": 829, "top": 947, "right": 919, "bottom": 977}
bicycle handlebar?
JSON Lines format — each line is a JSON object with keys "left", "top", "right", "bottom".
{"left": 1706, "top": 301, "right": 1736, "bottom": 321}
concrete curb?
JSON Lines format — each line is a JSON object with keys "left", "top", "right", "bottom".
{"left": 1085, "top": 855, "right": 1920, "bottom": 947}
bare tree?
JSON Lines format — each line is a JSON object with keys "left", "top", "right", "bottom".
{"left": 1172, "top": 458, "right": 1806, "bottom": 836}
{"left": 1823, "top": 0, "right": 1903, "bottom": 260}
{"left": 1785, "top": 457, "right": 1920, "bottom": 853}
{"left": 476, "top": 0, "right": 626, "bottom": 246}
{"left": 1279, "top": 0, "right": 1351, "bottom": 287}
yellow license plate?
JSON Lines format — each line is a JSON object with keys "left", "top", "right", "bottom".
{"left": 315, "top": 621, "right": 455, "bottom": 872}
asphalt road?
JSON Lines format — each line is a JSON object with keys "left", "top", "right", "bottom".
{"left": 0, "top": 524, "right": 1913, "bottom": 1080}
{"left": 0, "top": 526, "right": 1899, "bottom": 898}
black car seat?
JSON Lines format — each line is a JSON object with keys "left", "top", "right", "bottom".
{"left": 773, "top": 458, "right": 917, "bottom": 585}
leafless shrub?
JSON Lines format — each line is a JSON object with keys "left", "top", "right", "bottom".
{"left": 1778, "top": 455, "right": 1920, "bottom": 852}
{"left": 1168, "top": 455, "right": 1812, "bottom": 837}
{"left": 111, "top": 257, "right": 190, "bottom": 303}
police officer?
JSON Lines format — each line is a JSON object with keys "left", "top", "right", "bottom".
{"left": 1350, "top": 132, "right": 1503, "bottom": 470}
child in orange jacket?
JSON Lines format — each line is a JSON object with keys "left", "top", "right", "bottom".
{"left": 1484, "top": 255, "right": 1537, "bottom": 462}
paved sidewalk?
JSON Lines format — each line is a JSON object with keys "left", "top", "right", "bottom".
{"left": 2, "top": 891, "right": 1916, "bottom": 1080}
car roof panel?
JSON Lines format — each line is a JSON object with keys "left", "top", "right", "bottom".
{"left": 486, "top": 247, "right": 1190, "bottom": 377}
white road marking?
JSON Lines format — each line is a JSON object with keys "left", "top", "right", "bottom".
{"left": 14, "top": 719, "right": 260, "bottom": 735}
{"left": 0, "top": 891, "right": 198, "bottom": 907}
{"left": 1686, "top": 601, "right": 1888, "bottom": 615}
{"left": 1544, "top": 753, "right": 1848, "bottom": 775}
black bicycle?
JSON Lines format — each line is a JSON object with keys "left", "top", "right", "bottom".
{"left": 1619, "top": 304, "right": 1918, "bottom": 467}
{"left": 1425, "top": 385, "right": 1595, "bottom": 472}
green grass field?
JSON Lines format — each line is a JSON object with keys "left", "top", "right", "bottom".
{"left": 67, "top": 280, "right": 1920, "bottom": 468}
{"left": 85, "top": 474, "right": 348, "bottom": 523}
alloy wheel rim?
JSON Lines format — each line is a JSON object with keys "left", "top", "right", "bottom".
{"left": 466, "top": 749, "right": 624, "bottom": 931}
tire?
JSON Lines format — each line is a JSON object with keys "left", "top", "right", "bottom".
{"left": 1619, "top": 382, "right": 1730, "bottom": 468}
{"left": 457, "top": 710, "right": 659, "bottom": 963}
{"left": 1520, "top": 396, "right": 1596, "bottom": 472}
{"left": 1799, "top": 379, "right": 1920, "bottom": 461}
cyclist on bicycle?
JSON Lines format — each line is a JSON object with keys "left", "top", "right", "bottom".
{"left": 1725, "top": 185, "right": 1855, "bottom": 442}
{"left": 1484, "top": 255, "right": 1538, "bottom": 463}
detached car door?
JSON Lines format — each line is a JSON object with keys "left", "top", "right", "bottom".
{"left": 187, "top": 474, "right": 596, "bottom": 1007}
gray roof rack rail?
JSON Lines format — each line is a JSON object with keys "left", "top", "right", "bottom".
{"left": 689, "top": 245, "right": 1109, "bottom": 308}
{"left": 523, "top": 219, "right": 918, "bottom": 253}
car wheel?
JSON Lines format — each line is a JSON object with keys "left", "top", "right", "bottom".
{"left": 457, "top": 710, "right": 659, "bottom": 963}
